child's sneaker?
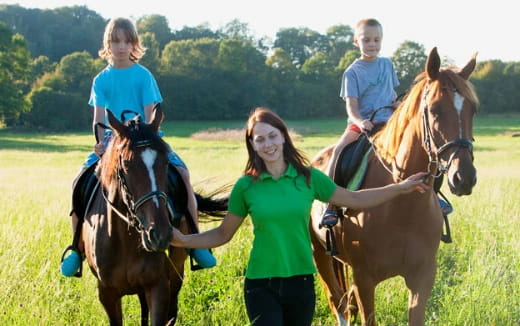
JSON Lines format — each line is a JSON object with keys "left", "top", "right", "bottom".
{"left": 439, "top": 198, "right": 453, "bottom": 215}
{"left": 191, "top": 248, "right": 217, "bottom": 268}
{"left": 60, "top": 249, "right": 82, "bottom": 277}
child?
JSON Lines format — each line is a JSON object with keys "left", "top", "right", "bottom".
{"left": 60, "top": 17, "right": 215, "bottom": 277}
{"left": 321, "top": 18, "right": 400, "bottom": 227}
{"left": 321, "top": 18, "right": 453, "bottom": 227}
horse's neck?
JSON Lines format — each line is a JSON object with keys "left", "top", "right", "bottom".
{"left": 393, "top": 128, "right": 430, "bottom": 178}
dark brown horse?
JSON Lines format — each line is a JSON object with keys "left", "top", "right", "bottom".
{"left": 81, "top": 106, "right": 226, "bottom": 325}
{"left": 310, "top": 48, "right": 479, "bottom": 326}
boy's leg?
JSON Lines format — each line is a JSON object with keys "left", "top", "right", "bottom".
{"left": 176, "top": 166, "right": 217, "bottom": 269}
{"left": 321, "top": 129, "right": 361, "bottom": 227}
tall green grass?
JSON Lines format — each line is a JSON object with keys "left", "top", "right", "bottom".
{"left": 0, "top": 116, "right": 518, "bottom": 325}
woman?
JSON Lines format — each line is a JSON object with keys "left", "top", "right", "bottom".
{"left": 171, "top": 107, "right": 428, "bottom": 325}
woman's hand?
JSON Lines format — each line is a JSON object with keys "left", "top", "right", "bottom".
{"left": 170, "top": 227, "right": 186, "bottom": 247}
{"left": 398, "top": 172, "right": 430, "bottom": 194}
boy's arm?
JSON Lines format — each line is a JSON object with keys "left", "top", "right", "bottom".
{"left": 345, "top": 97, "right": 373, "bottom": 131}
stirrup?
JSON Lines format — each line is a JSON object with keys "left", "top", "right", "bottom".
{"left": 320, "top": 209, "right": 339, "bottom": 228}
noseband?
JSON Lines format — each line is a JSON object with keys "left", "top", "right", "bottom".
{"left": 421, "top": 84, "right": 474, "bottom": 178}
{"left": 104, "top": 138, "right": 175, "bottom": 232}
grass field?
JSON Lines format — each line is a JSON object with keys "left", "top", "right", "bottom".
{"left": 0, "top": 116, "right": 519, "bottom": 325}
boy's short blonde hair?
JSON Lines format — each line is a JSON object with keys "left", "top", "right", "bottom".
{"left": 355, "top": 18, "right": 383, "bottom": 38}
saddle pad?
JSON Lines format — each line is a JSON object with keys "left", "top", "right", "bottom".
{"left": 346, "top": 148, "right": 372, "bottom": 191}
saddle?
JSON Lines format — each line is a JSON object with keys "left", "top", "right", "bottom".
{"left": 333, "top": 124, "right": 384, "bottom": 190}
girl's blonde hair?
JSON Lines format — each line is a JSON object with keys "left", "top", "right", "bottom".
{"left": 98, "top": 17, "right": 146, "bottom": 63}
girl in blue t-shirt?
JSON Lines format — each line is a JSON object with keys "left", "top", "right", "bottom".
{"left": 60, "top": 17, "right": 215, "bottom": 277}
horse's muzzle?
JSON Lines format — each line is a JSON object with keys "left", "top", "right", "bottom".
{"left": 142, "top": 225, "right": 173, "bottom": 252}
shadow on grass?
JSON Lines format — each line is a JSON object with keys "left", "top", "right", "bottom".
{"left": 0, "top": 138, "right": 90, "bottom": 152}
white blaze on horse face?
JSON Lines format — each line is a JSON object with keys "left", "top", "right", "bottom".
{"left": 454, "top": 92, "right": 465, "bottom": 138}
{"left": 141, "top": 148, "right": 160, "bottom": 207}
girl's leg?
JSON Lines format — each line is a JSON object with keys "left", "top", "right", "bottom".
{"left": 176, "top": 166, "right": 217, "bottom": 269}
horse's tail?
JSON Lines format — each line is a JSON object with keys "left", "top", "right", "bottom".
{"left": 195, "top": 184, "right": 231, "bottom": 221}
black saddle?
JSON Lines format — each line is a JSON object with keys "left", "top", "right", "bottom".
{"left": 333, "top": 124, "right": 384, "bottom": 188}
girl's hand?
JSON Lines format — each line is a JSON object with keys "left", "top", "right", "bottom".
{"left": 94, "top": 143, "right": 105, "bottom": 156}
{"left": 398, "top": 172, "right": 430, "bottom": 194}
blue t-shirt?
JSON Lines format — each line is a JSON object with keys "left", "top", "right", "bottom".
{"left": 88, "top": 63, "right": 163, "bottom": 122}
{"left": 340, "top": 57, "right": 399, "bottom": 124}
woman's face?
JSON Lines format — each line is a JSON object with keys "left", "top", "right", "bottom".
{"left": 250, "top": 122, "right": 285, "bottom": 164}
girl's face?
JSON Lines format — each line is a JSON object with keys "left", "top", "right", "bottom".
{"left": 250, "top": 122, "right": 285, "bottom": 165}
{"left": 109, "top": 29, "right": 133, "bottom": 66}
{"left": 354, "top": 25, "right": 383, "bottom": 61}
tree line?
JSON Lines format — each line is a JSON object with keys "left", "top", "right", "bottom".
{"left": 0, "top": 4, "right": 518, "bottom": 131}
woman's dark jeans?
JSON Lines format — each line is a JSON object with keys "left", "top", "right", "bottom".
{"left": 244, "top": 274, "right": 315, "bottom": 326}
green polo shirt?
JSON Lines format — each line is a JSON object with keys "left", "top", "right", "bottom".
{"left": 228, "top": 164, "right": 336, "bottom": 279}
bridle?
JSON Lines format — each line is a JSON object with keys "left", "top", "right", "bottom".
{"left": 366, "top": 80, "right": 474, "bottom": 182}
{"left": 420, "top": 83, "right": 474, "bottom": 179}
{"left": 103, "top": 138, "right": 175, "bottom": 232}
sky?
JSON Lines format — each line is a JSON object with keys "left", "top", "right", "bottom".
{"left": 3, "top": 0, "right": 517, "bottom": 66}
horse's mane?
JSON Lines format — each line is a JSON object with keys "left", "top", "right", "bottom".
{"left": 98, "top": 121, "right": 169, "bottom": 188}
{"left": 373, "top": 67, "right": 479, "bottom": 162}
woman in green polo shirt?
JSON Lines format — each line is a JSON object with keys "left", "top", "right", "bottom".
{"left": 170, "top": 107, "right": 428, "bottom": 326}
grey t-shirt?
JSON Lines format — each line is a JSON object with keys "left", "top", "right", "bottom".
{"left": 340, "top": 57, "right": 399, "bottom": 124}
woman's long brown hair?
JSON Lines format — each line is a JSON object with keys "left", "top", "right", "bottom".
{"left": 244, "top": 107, "right": 311, "bottom": 184}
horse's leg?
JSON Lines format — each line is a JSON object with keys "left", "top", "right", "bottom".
{"left": 351, "top": 271, "right": 377, "bottom": 326}
{"left": 147, "top": 279, "right": 171, "bottom": 326}
{"left": 138, "top": 292, "right": 149, "bottom": 326}
{"left": 167, "top": 246, "right": 187, "bottom": 325}
{"left": 98, "top": 286, "right": 123, "bottom": 326}
{"left": 311, "top": 232, "right": 349, "bottom": 326}
{"left": 404, "top": 260, "right": 436, "bottom": 326}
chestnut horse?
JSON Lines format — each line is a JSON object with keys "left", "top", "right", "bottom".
{"left": 81, "top": 107, "right": 227, "bottom": 325}
{"left": 310, "top": 48, "right": 478, "bottom": 325}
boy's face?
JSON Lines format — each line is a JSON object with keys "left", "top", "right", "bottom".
{"left": 354, "top": 25, "right": 383, "bottom": 60}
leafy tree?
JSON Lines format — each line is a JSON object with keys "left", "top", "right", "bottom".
{"left": 325, "top": 25, "right": 355, "bottom": 63}
{"left": 0, "top": 5, "right": 106, "bottom": 62}
{"left": 274, "top": 27, "right": 328, "bottom": 68}
{"left": 137, "top": 14, "right": 173, "bottom": 50}
{"left": 218, "top": 19, "right": 254, "bottom": 42}
{"left": 140, "top": 32, "right": 161, "bottom": 73}
{"left": 173, "top": 24, "right": 222, "bottom": 41}
{"left": 23, "top": 51, "right": 98, "bottom": 130}
{"left": 0, "top": 22, "right": 31, "bottom": 125}
{"left": 392, "top": 41, "right": 427, "bottom": 94}
{"left": 266, "top": 48, "right": 298, "bottom": 76}
{"left": 30, "top": 55, "right": 56, "bottom": 83}
{"left": 336, "top": 48, "right": 360, "bottom": 73}
{"left": 160, "top": 38, "right": 220, "bottom": 77}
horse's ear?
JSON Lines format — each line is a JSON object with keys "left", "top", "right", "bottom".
{"left": 458, "top": 52, "right": 477, "bottom": 80}
{"left": 107, "top": 109, "right": 126, "bottom": 136}
{"left": 149, "top": 103, "right": 164, "bottom": 132}
{"left": 426, "top": 47, "right": 441, "bottom": 81}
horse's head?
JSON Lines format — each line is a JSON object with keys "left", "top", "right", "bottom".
{"left": 421, "top": 47, "right": 479, "bottom": 196}
{"left": 102, "top": 105, "right": 173, "bottom": 251}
